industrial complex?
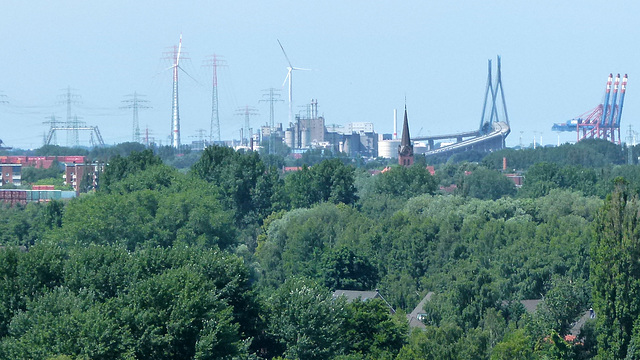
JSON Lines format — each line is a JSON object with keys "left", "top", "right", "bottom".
{"left": 0, "top": 36, "right": 630, "bottom": 176}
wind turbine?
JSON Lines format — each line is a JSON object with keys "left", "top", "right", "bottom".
{"left": 165, "top": 34, "right": 183, "bottom": 149}
{"left": 277, "top": 39, "right": 310, "bottom": 127}
{"left": 165, "top": 34, "right": 201, "bottom": 149}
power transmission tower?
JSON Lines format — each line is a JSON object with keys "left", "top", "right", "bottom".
{"left": 143, "top": 126, "right": 155, "bottom": 147}
{"left": 203, "top": 54, "right": 227, "bottom": 145}
{"left": 43, "top": 114, "right": 62, "bottom": 146}
{"left": 69, "top": 115, "right": 86, "bottom": 146}
{"left": 58, "top": 86, "right": 81, "bottom": 146}
{"left": 260, "top": 88, "right": 283, "bottom": 155}
{"left": 627, "top": 125, "right": 637, "bottom": 165}
{"left": 0, "top": 93, "right": 6, "bottom": 148}
{"left": 121, "top": 92, "right": 151, "bottom": 143}
{"left": 235, "top": 106, "right": 258, "bottom": 146}
{"left": 189, "top": 128, "right": 207, "bottom": 150}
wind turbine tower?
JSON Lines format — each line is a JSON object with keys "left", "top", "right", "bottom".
{"left": 277, "top": 40, "right": 309, "bottom": 127}
{"left": 165, "top": 35, "right": 184, "bottom": 149}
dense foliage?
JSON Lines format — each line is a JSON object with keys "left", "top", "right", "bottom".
{"left": 1, "top": 140, "right": 639, "bottom": 359}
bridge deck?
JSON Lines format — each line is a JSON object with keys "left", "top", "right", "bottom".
{"left": 422, "top": 122, "right": 510, "bottom": 156}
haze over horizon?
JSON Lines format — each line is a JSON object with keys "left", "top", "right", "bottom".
{"left": 1, "top": 0, "right": 638, "bottom": 149}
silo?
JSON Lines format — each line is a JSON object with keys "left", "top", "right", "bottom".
{"left": 301, "top": 129, "right": 311, "bottom": 148}
{"left": 284, "top": 130, "right": 294, "bottom": 148}
{"left": 378, "top": 139, "right": 401, "bottom": 158}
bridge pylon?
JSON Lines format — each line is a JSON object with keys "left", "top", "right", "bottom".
{"left": 479, "top": 56, "right": 509, "bottom": 134}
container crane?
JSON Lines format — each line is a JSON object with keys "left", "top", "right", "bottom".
{"left": 551, "top": 73, "right": 628, "bottom": 144}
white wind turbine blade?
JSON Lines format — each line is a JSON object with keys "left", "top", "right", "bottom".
{"left": 277, "top": 39, "right": 293, "bottom": 68}
{"left": 176, "top": 34, "right": 183, "bottom": 66}
{"left": 292, "top": 67, "right": 311, "bottom": 71}
{"left": 282, "top": 69, "right": 291, "bottom": 87}
{"left": 178, "top": 65, "right": 201, "bottom": 85}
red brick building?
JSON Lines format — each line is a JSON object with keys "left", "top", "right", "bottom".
{"left": 0, "top": 164, "right": 21, "bottom": 187}
{"left": 63, "top": 163, "right": 103, "bottom": 194}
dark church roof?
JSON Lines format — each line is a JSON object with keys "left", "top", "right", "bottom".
{"left": 401, "top": 106, "right": 411, "bottom": 147}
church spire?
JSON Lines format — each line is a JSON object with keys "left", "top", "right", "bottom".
{"left": 401, "top": 105, "right": 411, "bottom": 147}
{"left": 398, "top": 105, "right": 414, "bottom": 166}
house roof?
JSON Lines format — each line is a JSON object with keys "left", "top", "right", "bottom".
{"left": 520, "top": 299, "right": 542, "bottom": 313}
{"left": 407, "top": 292, "right": 434, "bottom": 329}
{"left": 570, "top": 310, "right": 593, "bottom": 336}
{"left": 332, "top": 289, "right": 380, "bottom": 302}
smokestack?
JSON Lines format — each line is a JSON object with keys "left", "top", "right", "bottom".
{"left": 503, "top": 157, "right": 507, "bottom": 171}
{"left": 393, "top": 109, "right": 398, "bottom": 139}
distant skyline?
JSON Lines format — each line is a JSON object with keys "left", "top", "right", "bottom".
{"left": 1, "top": 0, "right": 638, "bottom": 149}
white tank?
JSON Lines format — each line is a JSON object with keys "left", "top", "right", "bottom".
{"left": 284, "top": 130, "right": 294, "bottom": 148}
{"left": 301, "top": 129, "right": 311, "bottom": 148}
{"left": 378, "top": 139, "right": 401, "bottom": 158}
{"left": 413, "top": 143, "right": 428, "bottom": 155}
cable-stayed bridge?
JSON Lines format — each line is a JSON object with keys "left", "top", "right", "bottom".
{"left": 414, "top": 57, "right": 510, "bottom": 156}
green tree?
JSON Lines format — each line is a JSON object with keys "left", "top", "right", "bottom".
{"left": 591, "top": 179, "right": 640, "bottom": 359}
{"left": 265, "top": 277, "right": 346, "bottom": 360}
{"left": 490, "top": 328, "right": 533, "bottom": 360}
{"left": 118, "top": 266, "right": 243, "bottom": 360}
{"left": 191, "top": 145, "right": 266, "bottom": 222}
{"left": 342, "top": 298, "right": 407, "bottom": 358}
{"left": 518, "top": 162, "right": 562, "bottom": 198}
{"left": 371, "top": 165, "right": 437, "bottom": 199}
{"left": 533, "top": 275, "right": 589, "bottom": 337}
{"left": 283, "top": 159, "right": 358, "bottom": 208}
{"left": 461, "top": 167, "right": 516, "bottom": 200}
{"left": 100, "top": 149, "right": 163, "bottom": 193}
{"left": 20, "top": 162, "right": 63, "bottom": 184}
{"left": 321, "top": 246, "right": 379, "bottom": 291}
{"left": 1, "top": 288, "right": 134, "bottom": 360}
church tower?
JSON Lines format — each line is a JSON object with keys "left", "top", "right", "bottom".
{"left": 398, "top": 106, "right": 414, "bottom": 166}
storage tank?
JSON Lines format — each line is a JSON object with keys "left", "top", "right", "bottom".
{"left": 284, "top": 130, "right": 294, "bottom": 148}
{"left": 378, "top": 139, "right": 401, "bottom": 159}
{"left": 413, "top": 142, "right": 428, "bottom": 155}
{"left": 301, "top": 129, "right": 311, "bottom": 148}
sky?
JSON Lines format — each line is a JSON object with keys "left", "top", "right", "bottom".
{"left": 1, "top": 0, "right": 639, "bottom": 149}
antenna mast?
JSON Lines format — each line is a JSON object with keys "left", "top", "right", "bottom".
{"left": 121, "top": 92, "right": 151, "bottom": 143}
{"left": 203, "top": 54, "right": 227, "bottom": 145}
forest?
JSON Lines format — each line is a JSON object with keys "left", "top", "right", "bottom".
{"left": 1, "top": 139, "right": 640, "bottom": 359}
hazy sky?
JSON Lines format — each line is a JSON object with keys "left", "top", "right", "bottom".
{"left": 1, "top": 0, "right": 638, "bottom": 149}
